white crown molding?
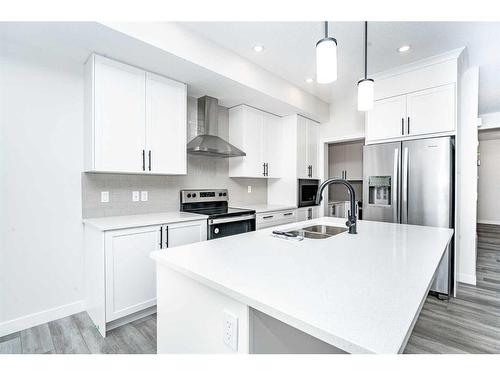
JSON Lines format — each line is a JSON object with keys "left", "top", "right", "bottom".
{"left": 371, "top": 47, "right": 466, "bottom": 81}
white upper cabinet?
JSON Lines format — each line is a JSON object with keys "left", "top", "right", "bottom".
{"left": 85, "top": 54, "right": 187, "bottom": 174}
{"left": 145, "top": 72, "right": 187, "bottom": 175}
{"left": 406, "top": 84, "right": 455, "bottom": 137}
{"left": 365, "top": 53, "right": 460, "bottom": 144}
{"left": 228, "top": 105, "right": 283, "bottom": 178}
{"left": 91, "top": 56, "right": 146, "bottom": 173}
{"left": 366, "top": 83, "right": 455, "bottom": 144}
{"left": 366, "top": 95, "right": 406, "bottom": 142}
{"left": 262, "top": 112, "right": 284, "bottom": 178}
{"left": 297, "top": 116, "right": 320, "bottom": 179}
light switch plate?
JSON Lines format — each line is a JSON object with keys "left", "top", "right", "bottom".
{"left": 132, "top": 191, "right": 140, "bottom": 202}
{"left": 140, "top": 191, "right": 148, "bottom": 202}
{"left": 247, "top": 186, "right": 252, "bottom": 193}
{"left": 100, "top": 191, "right": 109, "bottom": 203}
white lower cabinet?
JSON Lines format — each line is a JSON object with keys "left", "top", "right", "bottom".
{"left": 85, "top": 218, "right": 207, "bottom": 336}
{"left": 296, "top": 206, "right": 320, "bottom": 222}
{"left": 256, "top": 209, "right": 296, "bottom": 230}
{"left": 105, "top": 225, "right": 161, "bottom": 322}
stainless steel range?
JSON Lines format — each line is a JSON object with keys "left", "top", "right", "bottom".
{"left": 180, "top": 189, "right": 256, "bottom": 240}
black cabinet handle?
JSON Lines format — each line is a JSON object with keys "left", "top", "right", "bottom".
{"left": 407, "top": 117, "right": 410, "bottom": 134}
{"left": 159, "top": 227, "right": 163, "bottom": 249}
{"left": 165, "top": 226, "right": 169, "bottom": 248}
{"left": 148, "top": 150, "right": 152, "bottom": 171}
{"left": 283, "top": 212, "right": 293, "bottom": 216}
{"left": 262, "top": 215, "right": 274, "bottom": 219}
{"left": 142, "top": 150, "right": 145, "bottom": 171}
{"left": 263, "top": 163, "right": 266, "bottom": 176}
{"left": 401, "top": 118, "right": 404, "bottom": 135}
{"left": 266, "top": 163, "right": 269, "bottom": 176}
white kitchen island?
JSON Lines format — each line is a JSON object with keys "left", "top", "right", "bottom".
{"left": 150, "top": 217, "right": 453, "bottom": 354}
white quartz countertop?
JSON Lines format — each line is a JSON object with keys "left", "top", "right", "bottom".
{"left": 83, "top": 211, "right": 208, "bottom": 231}
{"left": 151, "top": 217, "right": 453, "bottom": 354}
{"left": 231, "top": 203, "right": 297, "bottom": 214}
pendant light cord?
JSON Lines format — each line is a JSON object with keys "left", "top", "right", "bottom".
{"left": 364, "top": 21, "right": 368, "bottom": 79}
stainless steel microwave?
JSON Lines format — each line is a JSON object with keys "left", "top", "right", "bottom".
{"left": 298, "top": 179, "right": 320, "bottom": 207}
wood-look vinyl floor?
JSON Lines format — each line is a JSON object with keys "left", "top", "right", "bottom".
{"left": 1, "top": 224, "right": 499, "bottom": 354}
{"left": 0, "top": 312, "right": 157, "bottom": 354}
{"left": 404, "top": 223, "right": 500, "bottom": 354}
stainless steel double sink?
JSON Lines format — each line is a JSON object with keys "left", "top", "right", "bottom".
{"left": 284, "top": 224, "right": 348, "bottom": 239}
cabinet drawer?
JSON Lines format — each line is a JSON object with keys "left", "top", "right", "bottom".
{"left": 256, "top": 210, "right": 296, "bottom": 229}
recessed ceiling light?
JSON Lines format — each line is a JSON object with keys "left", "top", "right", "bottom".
{"left": 305, "top": 78, "right": 314, "bottom": 84}
{"left": 398, "top": 45, "right": 411, "bottom": 53}
{"left": 252, "top": 44, "right": 264, "bottom": 53}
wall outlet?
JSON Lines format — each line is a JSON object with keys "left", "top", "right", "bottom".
{"left": 222, "top": 310, "right": 238, "bottom": 351}
{"left": 247, "top": 186, "right": 252, "bottom": 193}
{"left": 100, "top": 191, "right": 109, "bottom": 203}
{"left": 132, "top": 191, "right": 140, "bottom": 202}
{"left": 140, "top": 191, "right": 148, "bottom": 202}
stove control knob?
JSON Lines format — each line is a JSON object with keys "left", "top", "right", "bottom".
{"left": 192, "top": 193, "right": 197, "bottom": 198}
{"left": 219, "top": 192, "right": 223, "bottom": 197}
{"left": 222, "top": 192, "right": 227, "bottom": 197}
{"left": 214, "top": 228, "right": 219, "bottom": 234}
{"left": 187, "top": 193, "right": 191, "bottom": 198}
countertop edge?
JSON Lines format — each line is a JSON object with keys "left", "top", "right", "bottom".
{"left": 83, "top": 213, "right": 208, "bottom": 231}
{"left": 151, "top": 250, "right": 375, "bottom": 354}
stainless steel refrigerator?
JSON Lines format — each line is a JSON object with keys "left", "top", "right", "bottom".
{"left": 363, "top": 136, "right": 454, "bottom": 297}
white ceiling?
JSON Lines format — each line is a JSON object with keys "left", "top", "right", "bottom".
{"left": 181, "top": 21, "right": 500, "bottom": 114}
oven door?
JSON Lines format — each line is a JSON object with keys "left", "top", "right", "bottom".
{"left": 208, "top": 214, "right": 256, "bottom": 240}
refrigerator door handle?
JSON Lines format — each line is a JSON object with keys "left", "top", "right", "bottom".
{"left": 402, "top": 147, "right": 409, "bottom": 224}
{"left": 393, "top": 148, "right": 399, "bottom": 223}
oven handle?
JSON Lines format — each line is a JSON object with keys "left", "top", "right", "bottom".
{"left": 209, "top": 214, "right": 256, "bottom": 225}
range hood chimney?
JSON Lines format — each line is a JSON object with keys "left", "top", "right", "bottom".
{"left": 186, "top": 96, "right": 246, "bottom": 158}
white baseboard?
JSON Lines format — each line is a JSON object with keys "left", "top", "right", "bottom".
{"left": 457, "top": 272, "right": 477, "bottom": 286}
{"left": 477, "top": 219, "right": 500, "bottom": 226}
{"left": 0, "top": 300, "right": 85, "bottom": 337}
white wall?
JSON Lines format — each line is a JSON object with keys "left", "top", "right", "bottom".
{"left": 0, "top": 42, "right": 85, "bottom": 335}
{"left": 320, "top": 97, "right": 365, "bottom": 142}
{"left": 478, "top": 131, "right": 500, "bottom": 224}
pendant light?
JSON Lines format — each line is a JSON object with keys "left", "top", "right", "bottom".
{"left": 316, "top": 21, "right": 337, "bottom": 84}
{"left": 357, "top": 21, "right": 374, "bottom": 111}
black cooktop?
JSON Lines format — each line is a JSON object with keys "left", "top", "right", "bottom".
{"left": 183, "top": 206, "right": 255, "bottom": 219}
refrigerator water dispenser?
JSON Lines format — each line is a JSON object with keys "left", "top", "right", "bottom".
{"left": 368, "top": 176, "right": 391, "bottom": 206}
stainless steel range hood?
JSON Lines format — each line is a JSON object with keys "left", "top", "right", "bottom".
{"left": 186, "top": 96, "right": 246, "bottom": 158}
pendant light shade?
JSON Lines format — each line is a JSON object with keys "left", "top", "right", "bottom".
{"left": 358, "top": 21, "right": 374, "bottom": 111}
{"left": 316, "top": 22, "right": 337, "bottom": 84}
{"left": 357, "top": 78, "right": 374, "bottom": 111}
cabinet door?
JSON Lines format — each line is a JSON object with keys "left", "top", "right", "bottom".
{"left": 262, "top": 113, "right": 283, "bottom": 178}
{"left": 229, "top": 106, "right": 264, "bottom": 178}
{"left": 166, "top": 220, "right": 207, "bottom": 248}
{"left": 296, "top": 116, "right": 309, "bottom": 179}
{"left": 245, "top": 108, "right": 265, "bottom": 177}
{"left": 329, "top": 143, "right": 345, "bottom": 179}
{"left": 307, "top": 120, "right": 320, "bottom": 179}
{"left": 406, "top": 84, "right": 455, "bottom": 136}
{"left": 105, "top": 225, "right": 161, "bottom": 322}
{"left": 94, "top": 56, "right": 146, "bottom": 172}
{"left": 365, "top": 95, "right": 406, "bottom": 143}
{"left": 343, "top": 141, "right": 363, "bottom": 180}
{"left": 146, "top": 73, "right": 187, "bottom": 175}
